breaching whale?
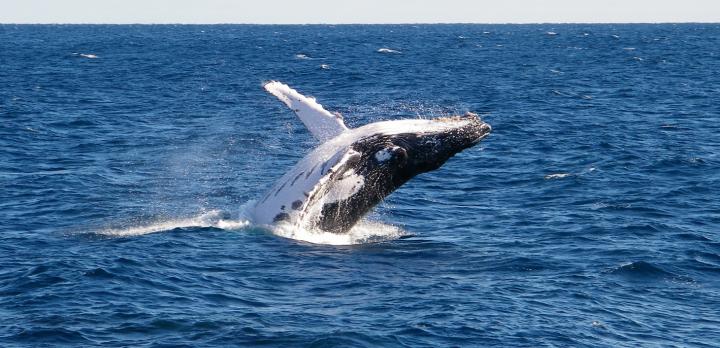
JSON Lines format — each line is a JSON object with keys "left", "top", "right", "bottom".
{"left": 251, "top": 81, "right": 491, "bottom": 234}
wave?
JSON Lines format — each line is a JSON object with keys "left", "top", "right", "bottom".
{"left": 72, "top": 52, "right": 99, "bottom": 59}
{"left": 544, "top": 173, "right": 570, "bottom": 180}
{"left": 544, "top": 167, "right": 596, "bottom": 180}
{"left": 608, "top": 261, "right": 694, "bottom": 283}
{"left": 377, "top": 48, "right": 401, "bottom": 54}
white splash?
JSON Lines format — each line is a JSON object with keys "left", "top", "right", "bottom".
{"left": 97, "top": 210, "right": 249, "bottom": 237}
{"left": 269, "top": 220, "right": 406, "bottom": 245}
{"left": 94, "top": 204, "right": 403, "bottom": 245}
{"left": 545, "top": 173, "right": 570, "bottom": 180}
{"left": 377, "top": 48, "right": 401, "bottom": 54}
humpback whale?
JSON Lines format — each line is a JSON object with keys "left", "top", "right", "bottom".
{"left": 251, "top": 81, "right": 491, "bottom": 234}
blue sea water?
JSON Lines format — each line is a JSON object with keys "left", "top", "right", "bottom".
{"left": 1, "top": 23, "right": 719, "bottom": 347}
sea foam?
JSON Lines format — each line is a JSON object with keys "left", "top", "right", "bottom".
{"left": 270, "top": 220, "right": 406, "bottom": 245}
{"left": 97, "top": 210, "right": 249, "bottom": 237}
{"left": 96, "top": 207, "right": 403, "bottom": 245}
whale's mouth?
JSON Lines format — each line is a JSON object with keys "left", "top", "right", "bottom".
{"left": 470, "top": 122, "right": 492, "bottom": 144}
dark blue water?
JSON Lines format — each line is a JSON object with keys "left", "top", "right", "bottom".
{"left": 1, "top": 24, "right": 719, "bottom": 347}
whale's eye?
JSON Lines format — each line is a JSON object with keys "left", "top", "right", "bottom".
{"left": 393, "top": 147, "right": 408, "bottom": 167}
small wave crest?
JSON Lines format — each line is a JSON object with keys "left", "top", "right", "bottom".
{"left": 96, "top": 210, "right": 249, "bottom": 237}
{"left": 610, "top": 261, "right": 671, "bottom": 278}
{"left": 377, "top": 48, "right": 401, "bottom": 54}
{"left": 72, "top": 52, "right": 99, "bottom": 59}
{"left": 544, "top": 173, "right": 570, "bottom": 180}
{"left": 270, "top": 220, "right": 406, "bottom": 245}
{"left": 608, "top": 261, "right": 694, "bottom": 283}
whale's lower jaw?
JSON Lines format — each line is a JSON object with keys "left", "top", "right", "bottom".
{"left": 313, "top": 185, "right": 397, "bottom": 234}
{"left": 313, "top": 202, "right": 371, "bottom": 234}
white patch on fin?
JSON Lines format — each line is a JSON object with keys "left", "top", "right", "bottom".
{"left": 264, "top": 81, "right": 349, "bottom": 142}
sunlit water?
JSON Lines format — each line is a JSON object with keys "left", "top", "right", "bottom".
{"left": 1, "top": 24, "right": 719, "bottom": 347}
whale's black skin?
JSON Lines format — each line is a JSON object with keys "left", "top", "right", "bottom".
{"left": 315, "top": 114, "right": 491, "bottom": 233}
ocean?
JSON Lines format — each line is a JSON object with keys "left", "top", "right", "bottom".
{"left": 1, "top": 24, "right": 719, "bottom": 347}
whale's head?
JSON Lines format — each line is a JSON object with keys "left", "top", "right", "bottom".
{"left": 387, "top": 113, "right": 492, "bottom": 177}
{"left": 351, "top": 113, "right": 491, "bottom": 182}
{"left": 315, "top": 113, "right": 491, "bottom": 233}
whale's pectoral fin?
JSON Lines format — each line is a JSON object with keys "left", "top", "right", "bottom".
{"left": 264, "top": 81, "right": 349, "bottom": 142}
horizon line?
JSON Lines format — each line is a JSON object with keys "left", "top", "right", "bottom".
{"left": 1, "top": 21, "right": 719, "bottom": 25}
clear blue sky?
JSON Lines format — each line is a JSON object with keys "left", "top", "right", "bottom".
{"left": 1, "top": 0, "right": 718, "bottom": 24}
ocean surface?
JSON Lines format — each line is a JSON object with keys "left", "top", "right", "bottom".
{"left": 1, "top": 24, "right": 719, "bottom": 347}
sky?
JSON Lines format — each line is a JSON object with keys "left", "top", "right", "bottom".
{"left": 0, "top": 0, "right": 718, "bottom": 24}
